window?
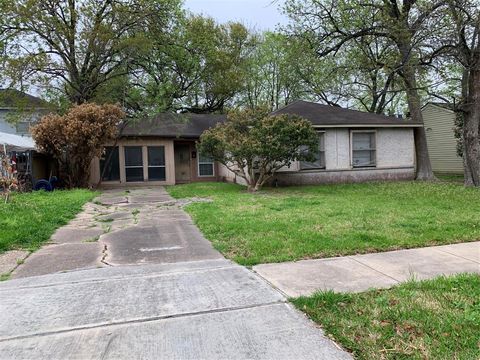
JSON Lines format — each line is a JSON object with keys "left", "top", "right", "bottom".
{"left": 147, "top": 146, "right": 166, "bottom": 181}
{"left": 198, "top": 153, "right": 214, "bottom": 177}
{"left": 15, "top": 122, "right": 31, "bottom": 135}
{"left": 300, "top": 132, "right": 326, "bottom": 170}
{"left": 100, "top": 146, "right": 120, "bottom": 181}
{"left": 124, "top": 146, "right": 144, "bottom": 182}
{"left": 352, "top": 131, "right": 376, "bottom": 168}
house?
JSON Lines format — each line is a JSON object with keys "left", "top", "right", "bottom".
{"left": 89, "top": 100, "right": 422, "bottom": 187}
{"left": 0, "top": 89, "right": 55, "bottom": 186}
{"left": 0, "top": 89, "right": 49, "bottom": 136}
{"left": 90, "top": 113, "right": 227, "bottom": 186}
{"left": 421, "top": 102, "right": 464, "bottom": 174}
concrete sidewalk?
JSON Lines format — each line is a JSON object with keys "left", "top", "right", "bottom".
{"left": 253, "top": 241, "right": 480, "bottom": 297}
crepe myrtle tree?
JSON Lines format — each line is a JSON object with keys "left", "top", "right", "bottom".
{"left": 197, "top": 107, "right": 319, "bottom": 192}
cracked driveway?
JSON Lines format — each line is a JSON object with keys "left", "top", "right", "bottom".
{"left": 12, "top": 187, "right": 222, "bottom": 277}
{"left": 1, "top": 187, "right": 351, "bottom": 359}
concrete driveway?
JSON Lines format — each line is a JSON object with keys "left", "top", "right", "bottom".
{"left": 0, "top": 187, "right": 351, "bottom": 359}
{"left": 11, "top": 188, "right": 222, "bottom": 278}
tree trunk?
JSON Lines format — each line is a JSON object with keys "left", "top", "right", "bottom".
{"left": 400, "top": 64, "right": 436, "bottom": 181}
{"left": 463, "top": 68, "right": 480, "bottom": 186}
{"left": 247, "top": 183, "right": 257, "bottom": 192}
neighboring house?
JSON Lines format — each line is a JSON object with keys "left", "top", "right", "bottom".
{"left": 90, "top": 100, "right": 421, "bottom": 187}
{"left": 0, "top": 89, "right": 54, "bottom": 185}
{"left": 421, "top": 103, "right": 464, "bottom": 174}
{"left": 0, "top": 89, "right": 49, "bottom": 136}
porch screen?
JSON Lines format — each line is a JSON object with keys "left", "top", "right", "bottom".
{"left": 352, "top": 131, "right": 376, "bottom": 167}
{"left": 124, "top": 146, "right": 144, "bottom": 182}
{"left": 300, "top": 132, "right": 326, "bottom": 170}
{"left": 147, "top": 146, "right": 166, "bottom": 181}
{"left": 100, "top": 146, "right": 120, "bottom": 181}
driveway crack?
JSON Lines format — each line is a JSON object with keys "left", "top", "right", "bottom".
{"left": 0, "top": 301, "right": 287, "bottom": 343}
{"left": 101, "top": 244, "right": 112, "bottom": 266}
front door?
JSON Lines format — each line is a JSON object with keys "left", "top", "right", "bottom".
{"left": 174, "top": 143, "right": 191, "bottom": 183}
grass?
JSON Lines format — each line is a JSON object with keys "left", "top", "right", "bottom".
{"left": 167, "top": 181, "right": 480, "bottom": 265}
{"left": 291, "top": 274, "right": 480, "bottom": 360}
{"left": 0, "top": 189, "right": 97, "bottom": 253}
{"left": 436, "top": 173, "right": 465, "bottom": 183}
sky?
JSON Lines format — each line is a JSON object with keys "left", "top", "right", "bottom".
{"left": 183, "top": 0, "right": 288, "bottom": 31}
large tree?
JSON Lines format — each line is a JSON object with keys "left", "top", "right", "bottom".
{"left": 238, "top": 32, "right": 309, "bottom": 111}
{"left": 284, "top": 14, "right": 405, "bottom": 114}
{"left": 133, "top": 15, "right": 255, "bottom": 114}
{"left": 283, "top": 0, "right": 446, "bottom": 180}
{"left": 447, "top": 0, "right": 480, "bottom": 186}
{"left": 0, "top": 0, "right": 181, "bottom": 105}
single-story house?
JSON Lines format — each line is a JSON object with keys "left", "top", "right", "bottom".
{"left": 89, "top": 100, "right": 422, "bottom": 187}
{"left": 421, "top": 102, "right": 464, "bottom": 174}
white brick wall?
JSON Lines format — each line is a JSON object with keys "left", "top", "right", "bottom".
{"left": 218, "top": 127, "right": 416, "bottom": 185}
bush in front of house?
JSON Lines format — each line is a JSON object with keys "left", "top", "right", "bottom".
{"left": 31, "top": 103, "right": 124, "bottom": 188}
{"left": 197, "top": 107, "right": 319, "bottom": 192}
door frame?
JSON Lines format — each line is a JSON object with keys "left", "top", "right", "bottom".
{"left": 174, "top": 141, "right": 193, "bottom": 184}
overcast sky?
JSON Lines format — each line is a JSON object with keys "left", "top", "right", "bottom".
{"left": 183, "top": 0, "right": 288, "bottom": 31}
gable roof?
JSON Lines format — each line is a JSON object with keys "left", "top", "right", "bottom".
{"left": 0, "top": 89, "right": 49, "bottom": 109}
{"left": 121, "top": 113, "right": 227, "bottom": 138}
{"left": 272, "top": 100, "right": 423, "bottom": 127}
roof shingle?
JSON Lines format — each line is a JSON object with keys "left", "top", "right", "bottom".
{"left": 272, "top": 100, "right": 422, "bottom": 127}
{"left": 121, "top": 100, "right": 422, "bottom": 138}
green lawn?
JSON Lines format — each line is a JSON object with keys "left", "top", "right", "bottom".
{"left": 167, "top": 181, "right": 480, "bottom": 265}
{"left": 292, "top": 274, "right": 480, "bottom": 360}
{"left": 0, "top": 189, "right": 97, "bottom": 253}
{"left": 435, "top": 173, "right": 465, "bottom": 183}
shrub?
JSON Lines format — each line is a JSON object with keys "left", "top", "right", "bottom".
{"left": 31, "top": 103, "right": 124, "bottom": 188}
{"left": 198, "top": 107, "right": 319, "bottom": 192}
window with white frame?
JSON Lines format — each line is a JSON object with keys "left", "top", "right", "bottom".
{"left": 352, "top": 131, "right": 376, "bottom": 167}
{"left": 147, "top": 146, "right": 166, "bottom": 181}
{"left": 198, "top": 152, "right": 214, "bottom": 177}
{"left": 300, "top": 131, "right": 326, "bottom": 170}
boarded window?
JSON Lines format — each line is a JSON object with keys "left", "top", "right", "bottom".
{"left": 100, "top": 146, "right": 120, "bottom": 181}
{"left": 300, "top": 132, "right": 326, "bottom": 170}
{"left": 198, "top": 153, "right": 214, "bottom": 177}
{"left": 147, "top": 146, "right": 166, "bottom": 181}
{"left": 352, "top": 131, "right": 376, "bottom": 167}
{"left": 124, "top": 146, "right": 144, "bottom": 182}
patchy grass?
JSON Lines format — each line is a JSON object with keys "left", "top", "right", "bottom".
{"left": 167, "top": 182, "right": 480, "bottom": 265}
{"left": 436, "top": 173, "right": 465, "bottom": 183}
{"left": 292, "top": 274, "right": 480, "bottom": 360}
{"left": 0, "top": 189, "right": 97, "bottom": 253}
